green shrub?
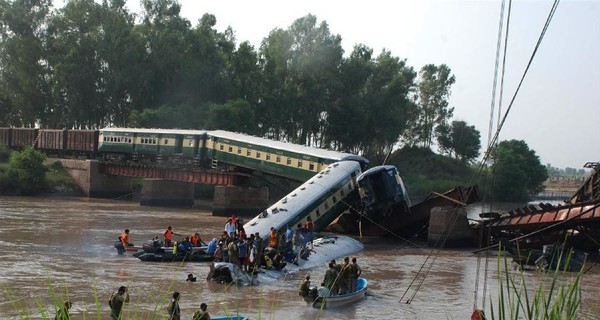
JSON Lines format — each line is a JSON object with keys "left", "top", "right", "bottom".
{"left": 0, "top": 144, "right": 10, "bottom": 162}
{"left": 7, "top": 147, "right": 48, "bottom": 195}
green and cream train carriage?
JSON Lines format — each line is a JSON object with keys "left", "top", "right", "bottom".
{"left": 206, "top": 130, "right": 368, "bottom": 182}
{"left": 98, "top": 128, "right": 207, "bottom": 163}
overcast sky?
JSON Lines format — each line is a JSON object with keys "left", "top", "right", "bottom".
{"left": 124, "top": 0, "right": 599, "bottom": 169}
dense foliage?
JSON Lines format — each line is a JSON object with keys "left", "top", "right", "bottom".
{"left": 492, "top": 140, "right": 548, "bottom": 201}
{"left": 6, "top": 147, "right": 47, "bottom": 194}
{"left": 0, "top": 0, "right": 466, "bottom": 162}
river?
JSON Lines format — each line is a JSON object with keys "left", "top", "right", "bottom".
{"left": 0, "top": 196, "right": 598, "bottom": 319}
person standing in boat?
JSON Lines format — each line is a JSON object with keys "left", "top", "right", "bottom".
{"left": 338, "top": 256, "right": 351, "bottom": 294}
{"left": 347, "top": 257, "right": 363, "bottom": 293}
{"left": 109, "top": 286, "right": 129, "bottom": 320}
{"left": 164, "top": 226, "right": 179, "bottom": 247}
{"left": 166, "top": 291, "right": 181, "bottom": 320}
{"left": 192, "top": 302, "right": 211, "bottom": 320}
{"left": 323, "top": 261, "right": 339, "bottom": 295}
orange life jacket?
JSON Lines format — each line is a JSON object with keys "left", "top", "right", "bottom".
{"left": 269, "top": 230, "right": 278, "bottom": 248}
{"left": 191, "top": 235, "right": 200, "bottom": 246}
{"left": 164, "top": 229, "right": 173, "bottom": 241}
{"left": 120, "top": 233, "right": 129, "bottom": 246}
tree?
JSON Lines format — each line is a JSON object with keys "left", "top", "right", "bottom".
{"left": 0, "top": 0, "right": 53, "bottom": 127}
{"left": 7, "top": 147, "right": 47, "bottom": 194}
{"left": 436, "top": 120, "right": 481, "bottom": 162}
{"left": 409, "top": 64, "right": 455, "bottom": 148}
{"left": 492, "top": 140, "right": 548, "bottom": 201}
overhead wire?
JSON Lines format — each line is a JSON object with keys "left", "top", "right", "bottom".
{"left": 399, "top": 0, "right": 562, "bottom": 305}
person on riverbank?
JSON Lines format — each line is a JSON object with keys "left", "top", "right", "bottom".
{"left": 109, "top": 286, "right": 129, "bottom": 320}
{"left": 305, "top": 217, "right": 315, "bottom": 249}
{"left": 54, "top": 300, "right": 72, "bottom": 320}
{"left": 166, "top": 291, "right": 181, "bottom": 320}
{"left": 192, "top": 302, "right": 211, "bottom": 320}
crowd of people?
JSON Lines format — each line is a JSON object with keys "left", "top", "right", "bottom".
{"left": 299, "top": 256, "right": 363, "bottom": 301}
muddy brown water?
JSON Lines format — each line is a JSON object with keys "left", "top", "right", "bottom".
{"left": 0, "top": 196, "right": 598, "bottom": 319}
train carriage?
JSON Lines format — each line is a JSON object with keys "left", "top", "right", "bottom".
{"left": 66, "top": 130, "right": 99, "bottom": 156}
{"left": 244, "top": 160, "right": 363, "bottom": 239}
{"left": 11, "top": 128, "right": 38, "bottom": 148}
{"left": 0, "top": 128, "right": 11, "bottom": 147}
{"left": 98, "top": 128, "right": 206, "bottom": 163}
{"left": 37, "top": 129, "right": 67, "bottom": 154}
{"left": 206, "top": 130, "right": 368, "bottom": 182}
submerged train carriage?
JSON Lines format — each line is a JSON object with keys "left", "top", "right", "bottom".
{"left": 206, "top": 130, "right": 368, "bottom": 182}
{"left": 98, "top": 128, "right": 207, "bottom": 163}
{"left": 358, "top": 165, "right": 411, "bottom": 216}
{"left": 243, "top": 160, "right": 363, "bottom": 240}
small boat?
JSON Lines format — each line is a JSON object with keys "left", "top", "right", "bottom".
{"left": 135, "top": 250, "right": 214, "bottom": 262}
{"left": 211, "top": 316, "right": 248, "bottom": 320}
{"left": 311, "top": 277, "right": 368, "bottom": 309}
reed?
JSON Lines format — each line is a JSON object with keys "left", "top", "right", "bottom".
{"left": 488, "top": 244, "right": 583, "bottom": 320}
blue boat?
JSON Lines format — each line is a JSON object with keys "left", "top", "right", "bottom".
{"left": 311, "top": 277, "right": 368, "bottom": 309}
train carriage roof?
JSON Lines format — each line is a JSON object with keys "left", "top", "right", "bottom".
{"left": 208, "top": 130, "right": 367, "bottom": 163}
{"left": 100, "top": 128, "right": 208, "bottom": 135}
{"left": 243, "top": 161, "right": 362, "bottom": 238}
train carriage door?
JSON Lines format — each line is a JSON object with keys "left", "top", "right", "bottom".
{"left": 175, "top": 135, "right": 183, "bottom": 154}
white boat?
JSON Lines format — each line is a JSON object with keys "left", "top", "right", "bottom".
{"left": 311, "top": 277, "right": 368, "bottom": 309}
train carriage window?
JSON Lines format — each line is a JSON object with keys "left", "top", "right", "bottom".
{"left": 247, "top": 150, "right": 251, "bottom": 156}
{"left": 164, "top": 139, "right": 168, "bottom": 145}
{"left": 219, "top": 144, "right": 224, "bottom": 151}
{"left": 266, "top": 154, "right": 271, "bottom": 161}
{"left": 153, "top": 138, "right": 157, "bottom": 144}
{"left": 332, "top": 196, "right": 337, "bottom": 203}
{"left": 297, "top": 160, "right": 303, "bottom": 168}
{"left": 324, "top": 202, "right": 329, "bottom": 210}
{"left": 256, "top": 151, "right": 261, "bottom": 159}
{"left": 286, "top": 158, "right": 292, "bottom": 165}
{"left": 315, "top": 209, "right": 321, "bottom": 217}
{"left": 128, "top": 138, "right": 132, "bottom": 143}
{"left": 228, "top": 146, "right": 233, "bottom": 152}
{"left": 238, "top": 147, "right": 242, "bottom": 154}
{"left": 309, "top": 163, "right": 315, "bottom": 171}
{"left": 340, "top": 189, "right": 345, "bottom": 196}
{"left": 276, "top": 155, "right": 281, "bottom": 163}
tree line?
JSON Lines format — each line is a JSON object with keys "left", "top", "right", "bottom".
{"left": 0, "top": 0, "right": 481, "bottom": 163}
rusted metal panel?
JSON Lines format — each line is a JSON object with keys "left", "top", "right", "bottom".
{"left": 37, "top": 129, "right": 66, "bottom": 151}
{"left": 11, "top": 128, "right": 38, "bottom": 147}
{"left": 67, "top": 130, "right": 98, "bottom": 152}
{"left": 0, "top": 127, "right": 11, "bottom": 146}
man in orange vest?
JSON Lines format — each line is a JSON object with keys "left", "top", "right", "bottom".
{"left": 268, "top": 227, "right": 278, "bottom": 248}
{"left": 190, "top": 232, "right": 205, "bottom": 247}
{"left": 116, "top": 229, "right": 131, "bottom": 255}
{"left": 164, "top": 226, "right": 176, "bottom": 247}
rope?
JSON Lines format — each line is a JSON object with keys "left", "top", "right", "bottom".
{"left": 401, "top": 0, "right": 562, "bottom": 305}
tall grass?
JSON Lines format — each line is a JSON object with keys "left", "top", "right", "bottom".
{"left": 488, "top": 246, "right": 583, "bottom": 320}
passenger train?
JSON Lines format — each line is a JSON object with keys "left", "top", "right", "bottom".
{"left": 0, "top": 126, "right": 412, "bottom": 237}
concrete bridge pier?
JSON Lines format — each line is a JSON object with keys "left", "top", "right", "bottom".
{"left": 140, "top": 179, "right": 195, "bottom": 207}
{"left": 428, "top": 206, "right": 475, "bottom": 247}
{"left": 57, "top": 159, "right": 133, "bottom": 198}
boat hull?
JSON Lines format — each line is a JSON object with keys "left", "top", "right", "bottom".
{"left": 136, "top": 251, "right": 213, "bottom": 262}
{"left": 311, "top": 277, "right": 368, "bottom": 309}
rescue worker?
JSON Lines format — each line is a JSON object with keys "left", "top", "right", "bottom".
{"left": 164, "top": 226, "right": 175, "bottom": 247}
{"left": 347, "top": 257, "right": 363, "bottom": 293}
{"left": 305, "top": 217, "right": 315, "bottom": 249}
{"left": 268, "top": 227, "right": 279, "bottom": 248}
{"left": 338, "top": 256, "right": 351, "bottom": 294}
{"left": 54, "top": 300, "right": 72, "bottom": 320}
{"left": 224, "top": 219, "right": 236, "bottom": 238}
{"left": 285, "top": 224, "right": 294, "bottom": 248}
{"left": 192, "top": 302, "right": 211, "bottom": 320}
{"left": 190, "top": 232, "right": 205, "bottom": 246}
{"left": 166, "top": 291, "right": 181, "bottom": 320}
{"left": 109, "top": 286, "right": 129, "bottom": 320}
{"left": 323, "top": 262, "right": 339, "bottom": 295}
{"left": 116, "top": 229, "right": 131, "bottom": 255}
{"left": 299, "top": 274, "right": 311, "bottom": 298}
{"left": 207, "top": 238, "right": 218, "bottom": 255}
{"left": 227, "top": 238, "right": 239, "bottom": 265}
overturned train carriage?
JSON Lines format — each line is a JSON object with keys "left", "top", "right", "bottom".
{"left": 243, "top": 160, "right": 363, "bottom": 240}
